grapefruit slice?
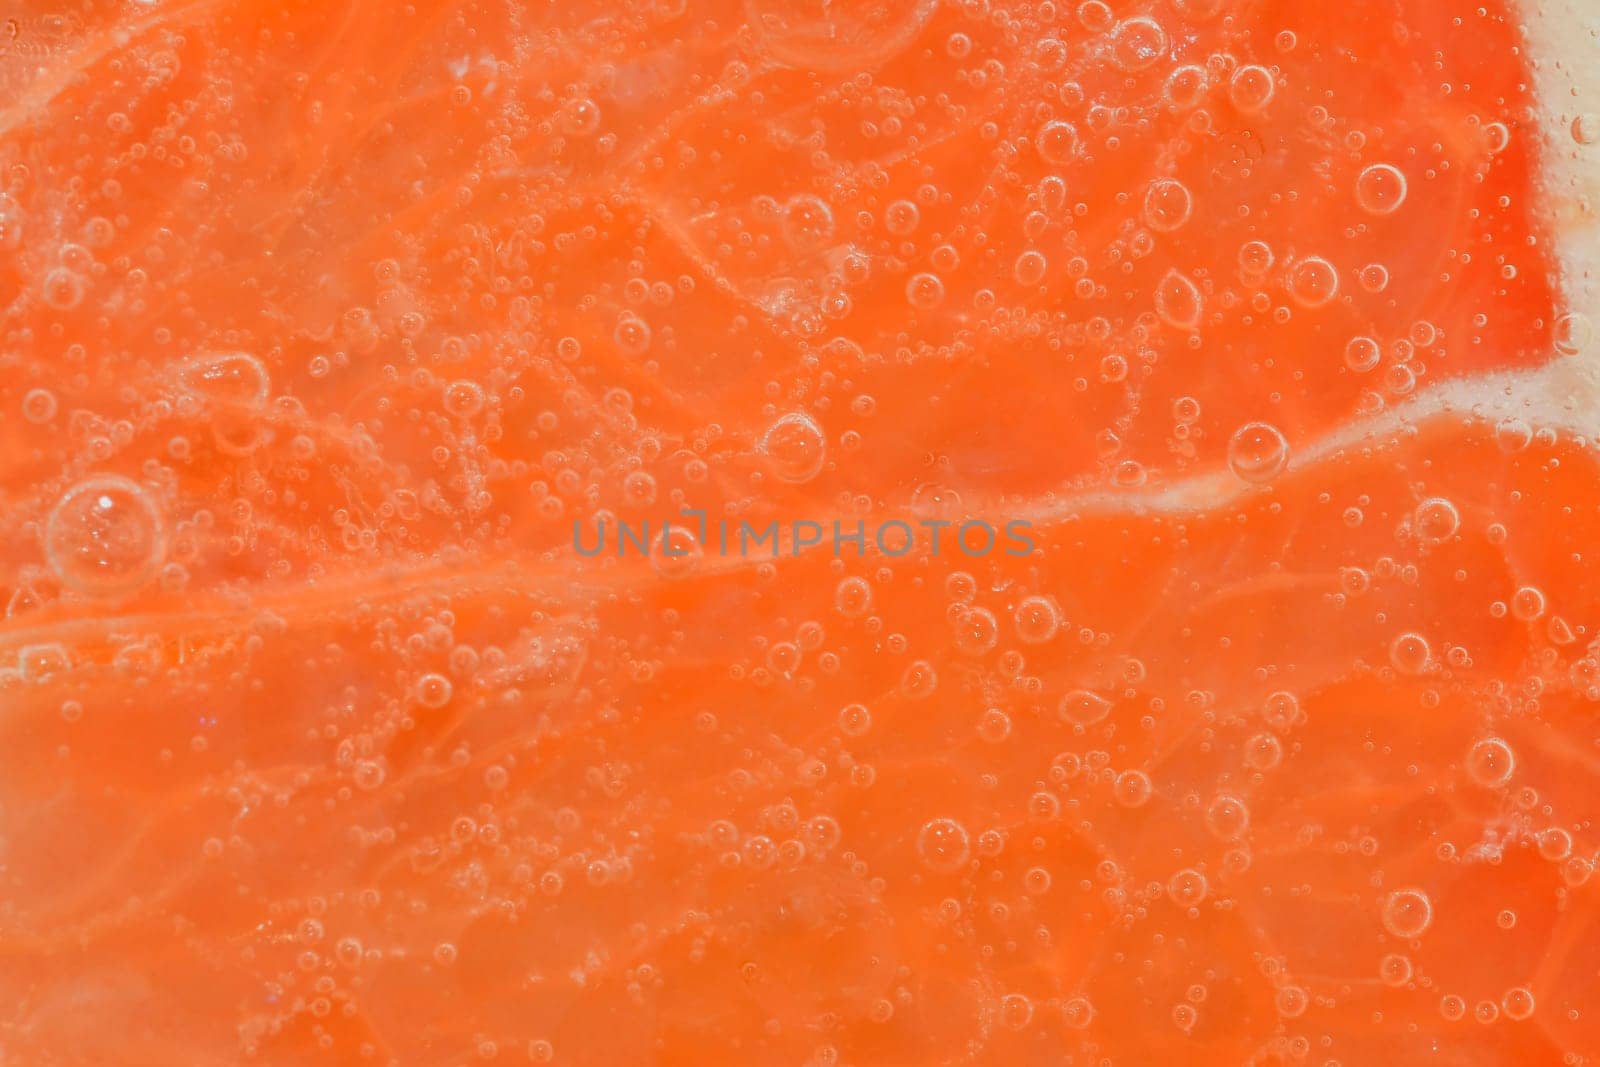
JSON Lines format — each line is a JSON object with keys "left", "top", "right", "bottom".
{"left": 0, "top": 0, "right": 1596, "bottom": 1064}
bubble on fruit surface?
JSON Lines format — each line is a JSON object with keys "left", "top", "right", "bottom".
{"left": 1167, "top": 868, "right": 1207, "bottom": 906}
{"left": 1389, "top": 632, "right": 1431, "bottom": 674}
{"left": 44, "top": 474, "right": 167, "bottom": 597}
{"left": 1382, "top": 887, "right": 1434, "bottom": 939}
{"left": 1111, "top": 16, "right": 1167, "bottom": 70}
{"left": 1226, "top": 421, "right": 1289, "bottom": 483}
{"left": 1114, "top": 769, "right": 1153, "bottom": 807}
{"left": 179, "top": 351, "right": 270, "bottom": 407}
{"left": 1510, "top": 586, "right": 1546, "bottom": 621}
{"left": 1340, "top": 335, "right": 1379, "bottom": 373}
{"left": 442, "top": 379, "right": 485, "bottom": 418}
{"left": 1572, "top": 113, "right": 1600, "bottom": 145}
{"left": 1355, "top": 163, "right": 1408, "bottom": 215}
{"left": 22, "top": 388, "right": 58, "bottom": 423}
{"left": 1502, "top": 988, "right": 1536, "bottom": 1021}
{"left": 759, "top": 412, "right": 826, "bottom": 483}
{"left": 1155, "top": 269, "right": 1202, "bottom": 329}
{"left": 1465, "top": 737, "right": 1515, "bottom": 787}
{"left": 834, "top": 576, "right": 873, "bottom": 618}
{"left": 1036, "top": 120, "right": 1080, "bottom": 165}
{"left": 905, "top": 272, "right": 946, "bottom": 310}
{"left": 1143, "top": 178, "right": 1193, "bottom": 232}
{"left": 917, "top": 817, "right": 971, "bottom": 873}
{"left": 1359, "top": 262, "right": 1390, "bottom": 293}
{"left": 1059, "top": 688, "right": 1112, "bottom": 725}
{"left": 415, "top": 672, "right": 454, "bottom": 709}
{"left": 1380, "top": 953, "right": 1413, "bottom": 986}
{"left": 1288, "top": 256, "right": 1339, "bottom": 308}
{"left": 838, "top": 703, "right": 872, "bottom": 737}
{"left": 1013, "top": 595, "right": 1060, "bottom": 643}
{"left": 1553, "top": 312, "right": 1592, "bottom": 355}
{"left": 1413, "top": 497, "right": 1460, "bottom": 542}
{"left": 1228, "top": 64, "right": 1275, "bottom": 112}
{"left": 745, "top": 0, "right": 938, "bottom": 71}
{"left": 1205, "top": 793, "right": 1250, "bottom": 840}
{"left": 781, "top": 194, "right": 834, "bottom": 250}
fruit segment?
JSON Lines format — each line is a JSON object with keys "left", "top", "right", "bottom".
{"left": 0, "top": 0, "right": 1597, "bottom": 1064}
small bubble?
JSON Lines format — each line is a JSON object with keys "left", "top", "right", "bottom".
{"left": 1113, "top": 769, "right": 1153, "bottom": 807}
{"left": 838, "top": 703, "right": 872, "bottom": 737}
{"left": 44, "top": 475, "right": 166, "bottom": 597}
{"left": 1502, "top": 987, "right": 1535, "bottom": 1021}
{"left": 1389, "top": 632, "right": 1431, "bottom": 675}
{"left": 917, "top": 817, "right": 971, "bottom": 873}
{"left": 1226, "top": 421, "right": 1290, "bottom": 484}
{"left": 1465, "top": 737, "right": 1515, "bottom": 788}
{"left": 443, "top": 380, "right": 485, "bottom": 418}
{"left": 1036, "top": 120, "right": 1080, "bottom": 165}
{"left": 1572, "top": 113, "right": 1600, "bottom": 145}
{"left": 1013, "top": 595, "right": 1060, "bottom": 643}
{"left": 759, "top": 412, "right": 827, "bottom": 483}
{"left": 1358, "top": 263, "right": 1390, "bottom": 293}
{"left": 1344, "top": 336, "right": 1381, "bottom": 373}
{"left": 1167, "top": 867, "right": 1207, "bottom": 906}
{"left": 1205, "top": 793, "right": 1250, "bottom": 840}
{"left": 1381, "top": 887, "right": 1434, "bottom": 939}
{"left": 905, "top": 272, "right": 946, "bottom": 310}
{"left": 1154, "top": 269, "right": 1202, "bottom": 329}
{"left": 1553, "top": 312, "right": 1592, "bottom": 355}
{"left": 834, "top": 576, "right": 873, "bottom": 618}
{"left": 613, "top": 315, "right": 652, "bottom": 355}
{"left": 1355, "top": 163, "right": 1408, "bottom": 215}
{"left": 1013, "top": 250, "right": 1048, "bottom": 286}
{"left": 1111, "top": 16, "right": 1167, "bottom": 71}
{"left": 1413, "top": 497, "right": 1460, "bottom": 542}
{"left": 1059, "top": 688, "right": 1112, "bottom": 725}
{"left": 999, "top": 993, "right": 1035, "bottom": 1030}
{"left": 1238, "top": 239, "right": 1273, "bottom": 275}
{"left": 181, "top": 352, "right": 270, "bottom": 408}
{"left": 1142, "top": 178, "right": 1193, "bottom": 232}
{"left": 415, "top": 672, "right": 454, "bottom": 709}
{"left": 22, "top": 388, "right": 57, "bottom": 423}
{"left": 1287, "top": 256, "right": 1339, "bottom": 308}
{"left": 1274, "top": 985, "right": 1308, "bottom": 1018}
{"left": 39, "top": 268, "right": 86, "bottom": 310}
{"left": 1379, "top": 953, "right": 1412, "bottom": 987}
{"left": 1228, "top": 64, "right": 1275, "bottom": 112}
{"left": 781, "top": 194, "right": 834, "bottom": 249}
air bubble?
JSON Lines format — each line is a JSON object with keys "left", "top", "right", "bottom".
{"left": 759, "top": 412, "right": 827, "bottom": 483}
{"left": 1413, "top": 497, "right": 1460, "bottom": 542}
{"left": 1142, "top": 178, "right": 1193, "bottom": 232}
{"left": 1154, "top": 269, "right": 1202, "bottom": 330}
{"left": 1355, "top": 163, "right": 1408, "bottom": 215}
{"left": 22, "top": 388, "right": 58, "bottom": 423}
{"left": 1344, "top": 336, "right": 1380, "bottom": 373}
{"left": 44, "top": 475, "right": 166, "bottom": 597}
{"left": 1465, "top": 737, "right": 1515, "bottom": 788}
{"left": 1013, "top": 595, "right": 1060, "bottom": 643}
{"left": 1205, "top": 793, "right": 1250, "bottom": 840}
{"left": 1226, "top": 421, "right": 1289, "bottom": 484}
{"left": 917, "top": 817, "right": 971, "bottom": 873}
{"left": 1059, "top": 688, "right": 1112, "bottom": 725}
{"left": 1111, "top": 16, "right": 1167, "bottom": 71}
{"left": 1288, "top": 256, "right": 1339, "bottom": 308}
{"left": 1381, "top": 887, "right": 1433, "bottom": 939}
{"left": 1036, "top": 120, "right": 1080, "bottom": 165}
{"left": 1228, "top": 65, "right": 1275, "bottom": 112}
